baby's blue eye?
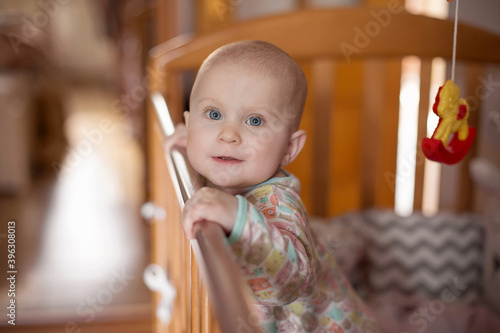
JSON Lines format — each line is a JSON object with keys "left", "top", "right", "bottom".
{"left": 246, "top": 116, "right": 263, "bottom": 126}
{"left": 206, "top": 110, "right": 221, "bottom": 120}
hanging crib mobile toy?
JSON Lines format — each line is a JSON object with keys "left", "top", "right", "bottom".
{"left": 422, "top": 0, "right": 475, "bottom": 165}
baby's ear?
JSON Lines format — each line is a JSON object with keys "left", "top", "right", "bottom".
{"left": 281, "top": 129, "right": 306, "bottom": 167}
{"left": 183, "top": 111, "right": 190, "bottom": 126}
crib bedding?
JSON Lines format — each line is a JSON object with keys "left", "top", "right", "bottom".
{"left": 309, "top": 210, "right": 500, "bottom": 333}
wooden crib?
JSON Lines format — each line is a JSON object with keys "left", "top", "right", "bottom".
{"left": 146, "top": 7, "right": 500, "bottom": 333}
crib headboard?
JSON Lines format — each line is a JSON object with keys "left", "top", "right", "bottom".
{"left": 147, "top": 8, "right": 500, "bottom": 333}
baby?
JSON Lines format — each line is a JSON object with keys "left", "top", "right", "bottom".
{"left": 171, "top": 40, "right": 380, "bottom": 332}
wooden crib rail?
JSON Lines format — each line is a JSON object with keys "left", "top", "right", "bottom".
{"left": 149, "top": 92, "right": 260, "bottom": 333}
{"left": 150, "top": 8, "right": 500, "bottom": 77}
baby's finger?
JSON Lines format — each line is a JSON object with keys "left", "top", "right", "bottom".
{"left": 181, "top": 202, "right": 204, "bottom": 239}
{"left": 163, "top": 124, "right": 188, "bottom": 153}
{"left": 181, "top": 210, "right": 196, "bottom": 239}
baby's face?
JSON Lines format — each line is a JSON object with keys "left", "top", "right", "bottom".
{"left": 186, "top": 63, "right": 294, "bottom": 193}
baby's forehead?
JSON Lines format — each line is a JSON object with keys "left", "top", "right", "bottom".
{"left": 193, "top": 61, "right": 289, "bottom": 99}
{"left": 204, "top": 58, "right": 285, "bottom": 80}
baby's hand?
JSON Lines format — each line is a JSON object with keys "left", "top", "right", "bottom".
{"left": 182, "top": 187, "right": 238, "bottom": 239}
{"left": 164, "top": 123, "right": 187, "bottom": 154}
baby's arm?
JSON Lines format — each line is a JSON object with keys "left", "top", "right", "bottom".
{"left": 181, "top": 184, "right": 315, "bottom": 306}
{"left": 229, "top": 191, "right": 315, "bottom": 306}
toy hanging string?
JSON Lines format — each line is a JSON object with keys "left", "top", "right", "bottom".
{"left": 422, "top": 0, "right": 476, "bottom": 165}
{"left": 451, "top": 0, "right": 459, "bottom": 81}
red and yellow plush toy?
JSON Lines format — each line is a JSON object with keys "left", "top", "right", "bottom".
{"left": 421, "top": 0, "right": 476, "bottom": 165}
{"left": 422, "top": 80, "right": 475, "bottom": 164}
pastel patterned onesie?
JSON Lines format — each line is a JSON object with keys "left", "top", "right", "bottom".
{"left": 227, "top": 172, "right": 380, "bottom": 333}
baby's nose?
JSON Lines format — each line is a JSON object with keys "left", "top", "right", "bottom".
{"left": 218, "top": 125, "right": 241, "bottom": 144}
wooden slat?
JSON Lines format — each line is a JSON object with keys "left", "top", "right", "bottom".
{"left": 329, "top": 61, "right": 364, "bottom": 216}
{"left": 201, "top": 273, "right": 221, "bottom": 332}
{"left": 182, "top": 230, "right": 191, "bottom": 332}
{"left": 414, "top": 59, "right": 433, "bottom": 211}
{"left": 166, "top": 135, "right": 186, "bottom": 333}
{"left": 151, "top": 0, "right": 185, "bottom": 133}
{"left": 361, "top": 59, "right": 401, "bottom": 208}
{"left": 154, "top": 0, "right": 181, "bottom": 45}
{"left": 377, "top": 59, "right": 402, "bottom": 207}
{"left": 456, "top": 63, "right": 483, "bottom": 211}
{"left": 149, "top": 35, "right": 191, "bottom": 126}
{"left": 147, "top": 104, "right": 174, "bottom": 333}
{"left": 311, "top": 59, "right": 334, "bottom": 216}
{"left": 202, "top": 285, "right": 211, "bottom": 332}
{"left": 191, "top": 246, "right": 201, "bottom": 333}
{"left": 361, "top": 60, "right": 382, "bottom": 208}
{"left": 148, "top": 96, "right": 195, "bottom": 333}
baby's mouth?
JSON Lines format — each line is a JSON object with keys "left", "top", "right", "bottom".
{"left": 213, "top": 156, "right": 242, "bottom": 163}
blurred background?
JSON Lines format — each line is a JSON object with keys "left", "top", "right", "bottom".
{"left": 0, "top": 0, "right": 499, "bottom": 332}
{"left": 0, "top": 0, "right": 155, "bottom": 331}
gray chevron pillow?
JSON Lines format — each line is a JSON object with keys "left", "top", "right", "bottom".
{"left": 361, "top": 209, "right": 484, "bottom": 303}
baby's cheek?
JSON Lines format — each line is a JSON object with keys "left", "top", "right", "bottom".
{"left": 255, "top": 128, "right": 275, "bottom": 146}
{"left": 240, "top": 143, "right": 257, "bottom": 160}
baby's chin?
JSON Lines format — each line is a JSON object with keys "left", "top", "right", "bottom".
{"left": 205, "top": 180, "right": 250, "bottom": 194}
{"left": 203, "top": 175, "right": 257, "bottom": 194}
{"left": 199, "top": 166, "right": 283, "bottom": 192}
